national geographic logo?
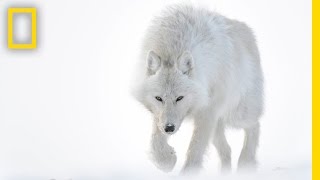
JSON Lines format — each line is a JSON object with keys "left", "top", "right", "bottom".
{"left": 7, "top": 7, "right": 37, "bottom": 49}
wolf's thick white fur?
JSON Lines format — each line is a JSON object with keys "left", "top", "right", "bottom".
{"left": 133, "top": 5, "right": 264, "bottom": 174}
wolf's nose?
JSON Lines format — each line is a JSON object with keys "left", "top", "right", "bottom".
{"left": 165, "top": 124, "right": 175, "bottom": 133}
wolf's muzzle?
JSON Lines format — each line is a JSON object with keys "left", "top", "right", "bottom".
{"left": 164, "top": 123, "right": 175, "bottom": 133}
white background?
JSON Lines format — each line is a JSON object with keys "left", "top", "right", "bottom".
{"left": 0, "top": 0, "right": 311, "bottom": 179}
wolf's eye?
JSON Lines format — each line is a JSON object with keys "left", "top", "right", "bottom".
{"left": 155, "top": 96, "right": 163, "bottom": 102}
{"left": 176, "top": 96, "right": 184, "bottom": 102}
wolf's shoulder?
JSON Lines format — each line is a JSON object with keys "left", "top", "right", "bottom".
{"left": 151, "top": 4, "right": 225, "bottom": 28}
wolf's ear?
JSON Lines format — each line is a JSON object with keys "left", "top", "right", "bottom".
{"left": 178, "top": 51, "right": 194, "bottom": 75}
{"left": 146, "top": 51, "right": 161, "bottom": 75}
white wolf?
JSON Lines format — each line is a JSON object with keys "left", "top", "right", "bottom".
{"left": 133, "top": 5, "right": 264, "bottom": 174}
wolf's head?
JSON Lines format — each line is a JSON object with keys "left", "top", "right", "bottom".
{"left": 135, "top": 50, "right": 208, "bottom": 135}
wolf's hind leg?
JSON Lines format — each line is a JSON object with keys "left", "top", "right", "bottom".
{"left": 238, "top": 122, "right": 260, "bottom": 171}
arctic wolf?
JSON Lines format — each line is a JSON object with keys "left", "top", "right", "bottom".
{"left": 133, "top": 5, "right": 264, "bottom": 174}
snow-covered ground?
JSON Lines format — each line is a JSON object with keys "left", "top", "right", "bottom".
{"left": 0, "top": 0, "right": 311, "bottom": 179}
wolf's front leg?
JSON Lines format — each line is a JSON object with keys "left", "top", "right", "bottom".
{"left": 181, "top": 117, "right": 216, "bottom": 174}
{"left": 150, "top": 121, "right": 177, "bottom": 172}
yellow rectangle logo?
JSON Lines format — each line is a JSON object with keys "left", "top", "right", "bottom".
{"left": 8, "top": 7, "right": 37, "bottom": 49}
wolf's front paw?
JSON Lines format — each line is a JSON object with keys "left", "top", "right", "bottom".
{"left": 180, "top": 164, "right": 202, "bottom": 175}
{"left": 150, "top": 145, "right": 177, "bottom": 172}
{"left": 238, "top": 152, "right": 257, "bottom": 172}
